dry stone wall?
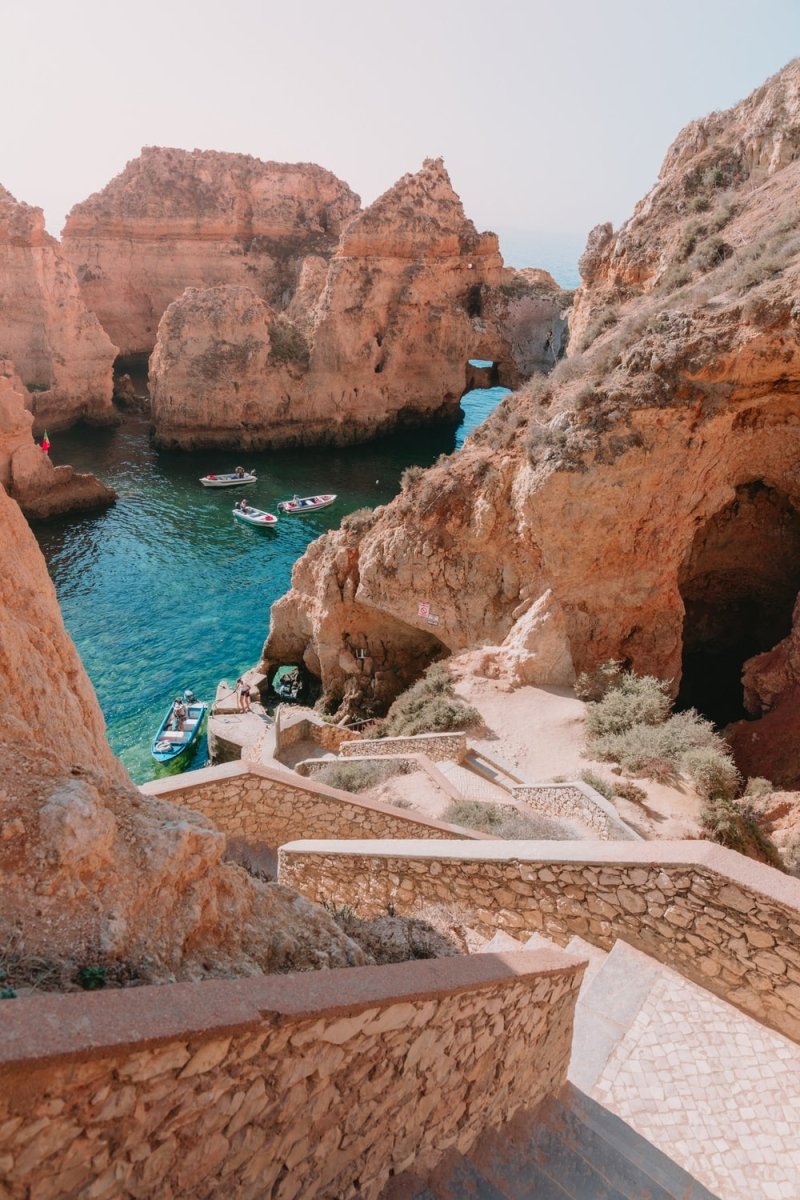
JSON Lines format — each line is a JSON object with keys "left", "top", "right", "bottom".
{"left": 512, "top": 783, "right": 641, "bottom": 840}
{"left": 279, "top": 840, "right": 800, "bottom": 1043}
{"left": 141, "top": 761, "right": 487, "bottom": 846}
{"left": 0, "top": 952, "right": 582, "bottom": 1199}
{"left": 341, "top": 732, "right": 468, "bottom": 762}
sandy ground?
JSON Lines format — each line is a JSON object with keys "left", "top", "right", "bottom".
{"left": 370, "top": 771, "right": 453, "bottom": 821}
{"left": 447, "top": 673, "right": 705, "bottom": 840}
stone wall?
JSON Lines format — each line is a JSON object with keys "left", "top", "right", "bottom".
{"left": 0, "top": 952, "right": 582, "bottom": 1199}
{"left": 274, "top": 708, "right": 358, "bottom": 755}
{"left": 279, "top": 839, "right": 800, "bottom": 1043}
{"left": 512, "top": 782, "right": 641, "bottom": 840}
{"left": 341, "top": 731, "right": 468, "bottom": 763}
{"left": 141, "top": 761, "right": 489, "bottom": 846}
{"left": 297, "top": 754, "right": 415, "bottom": 779}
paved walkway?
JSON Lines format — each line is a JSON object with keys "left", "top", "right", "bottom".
{"left": 589, "top": 949, "right": 800, "bottom": 1200}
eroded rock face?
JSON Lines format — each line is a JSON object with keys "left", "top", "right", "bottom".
{"left": 148, "top": 159, "right": 561, "bottom": 449}
{"left": 0, "top": 367, "right": 115, "bottom": 519}
{"left": 0, "top": 186, "right": 117, "bottom": 432}
{"left": 0, "top": 485, "right": 364, "bottom": 978}
{"left": 263, "top": 62, "right": 800, "bottom": 786}
{"left": 62, "top": 147, "right": 361, "bottom": 360}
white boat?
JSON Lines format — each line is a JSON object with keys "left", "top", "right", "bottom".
{"left": 232, "top": 504, "right": 278, "bottom": 527}
{"left": 200, "top": 470, "right": 257, "bottom": 488}
{"left": 276, "top": 493, "right": 337, "bottom": 514}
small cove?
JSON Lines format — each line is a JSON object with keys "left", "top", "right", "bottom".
{"left": 35, "top": 386, "right": 510, "bottom": 782}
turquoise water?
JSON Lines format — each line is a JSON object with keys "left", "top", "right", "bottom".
{"left": 35, "top": 387, "right": 510, "bottom": 783}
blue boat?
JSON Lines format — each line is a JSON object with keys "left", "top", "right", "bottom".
{"left": 151, "top": 691, "right": 208, "bottom": 764}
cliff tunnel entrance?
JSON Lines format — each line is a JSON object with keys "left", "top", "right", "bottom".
{"left": 677, "top": 482, "right": 800, "bottom": 727}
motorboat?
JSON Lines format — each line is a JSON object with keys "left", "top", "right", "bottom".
{"left": 200, "top": 470, "right": 257, "bottom": 487}
{"left": 232, "top": 503, "right": 278, "bottom": 527}
{"left": 151, "top": 691, "right": 208, "bottom": 764}
{"left": 272, "top": 664, "right": 305, "bottom": 702}
{"left": 276, "top": 493, "right": 337, "bottom": 514}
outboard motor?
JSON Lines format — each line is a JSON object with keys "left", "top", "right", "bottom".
{"left": 183, "top": 689, "right": 196, "bottom": 704}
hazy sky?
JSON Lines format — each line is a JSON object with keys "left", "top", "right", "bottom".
{"left": 2, "top": 0, "right": 798, "bottom": 280}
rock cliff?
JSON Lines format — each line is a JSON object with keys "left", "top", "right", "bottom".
{"left": 62, "top": 147, "right": 361, "bottom": 360}
{"left": 263, "top": 60, "right": 800, "bottom": 783}
{"left": 0, "top": 366, "right": 115, "bottom": 519}
{"left": 0, "top": 186, "right": 117, "bottom": 432}
{"left": 149, "top": 159, "right": 565, "bottom": 449}
{"left": 0, "top": 484, "right": 364, "bottom": 980}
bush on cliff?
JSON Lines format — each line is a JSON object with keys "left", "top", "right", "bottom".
{"left": 314, "top": 760, "right": 404, "bottom": 794}
{"left": 700, "top": 796, "right": 783, "bottom": 868}
{"left": 375, "top": 663, "right": 479, "bottom": 738}
{"left": 585, "top": 670, "right": 742, "bottom": 799}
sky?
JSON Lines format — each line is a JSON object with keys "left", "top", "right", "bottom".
{"left": 2, "top": 0, "right": 799, "bottom": 284}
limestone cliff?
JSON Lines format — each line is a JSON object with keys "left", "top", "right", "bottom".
{"left": 0, "top": 366, "right": 115, "bottom": 519}
{"left": 263, "top": 60, "right": 800, "bottom": 784}
{"left": 0, "top": 484, "right": 364, "bottom": 979}
{"left": 62, "top": 147, "right": 361, "bottom": 360}
{"left": 149, "top": 159, "right": 565, "bottom": 449}
{"left": 0, "top": 186, "right": 117, "bottom": 432}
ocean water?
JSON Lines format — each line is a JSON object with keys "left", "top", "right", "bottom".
{"left": 35, "top": 386, "right": 510, "bottom": 783}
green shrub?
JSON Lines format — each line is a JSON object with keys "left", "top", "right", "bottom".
{"left": 442, "top": 800, "right": 565, "bottom": 839}
{"left": 585, "top": 673, "right": 672, "bottom": 738}
{"left": 613, "top": 779, "right": 648, "bottom": 804}
{"left": 700, "top": 797, "right": 783, "bottom": 867}
{"left": 377, "top": 663, "right": 479, "bottom": 738}
{"left": 682, "top": 746, "right": 741, "bottom": 801}
{"left": 268, "top": 315, "right": 310, "bottom": 368}
{"left": 744, "top": 777, "right": 774, "bottom": 798}
{"left": 443, "top": 799, "right": 504, "bottom": 832}
{"left": 400, "top": 464, "right": 425, "bottom": 490}
{"left": 579, "top": 769, "right": 616, "bottom": 801}
{"left": 76, "top": 965, "right": 107, "bottom": 991}
{"left": 690, "top": 195, "right": 710, "bottom": 213}
{"left": 314, "top": 760, "right": 404, "bottom": 794}
{"left": 574, "top": 659, "right": 624, "bottom": 702}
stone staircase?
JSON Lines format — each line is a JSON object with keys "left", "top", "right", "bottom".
{"left": 384, "top": 930, "right": 800, "bottom": 1200}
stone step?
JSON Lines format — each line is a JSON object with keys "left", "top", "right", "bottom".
{"left": 462, "top": 751, "right": 519, "bottom": 795}
{"left": 552, "top": 1087, "right": 719, "bottom": 1200}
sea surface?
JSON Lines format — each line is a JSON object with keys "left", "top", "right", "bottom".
{"left": 35, "top": 386, "right": 510, "bottom": 783}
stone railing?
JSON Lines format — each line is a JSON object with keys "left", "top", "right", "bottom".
{"left": 141, "top": 761, "right": 491, "bottom": 846}
{"left": 278, "top": 839, "right": 800, "bottom": 1043}
{"left": 512, "top": 782, "right": 641, "bottom": 840}
{"left": 0, "top": 951, "right": 584, "bottom": 1199}
{"left": 341, "top": 731, "right": 468, "bottom": 763}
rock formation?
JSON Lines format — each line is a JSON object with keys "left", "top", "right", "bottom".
{"left": 0, "top": 186, "right": 117, "bottom": 433}
{"left": 149, "top": 158, "right": 566, "bottom": 449}
{"left": 0, "top": 366, "right": 115, "bottom": 519}
{"left": 263, "top": 60, "right": 800, "bottom": 783}
{"left": 62, "top": 147, "right": 361, "bottom": 361}
{"left": 0, "top": 483, "right": 364, "bottom": 980}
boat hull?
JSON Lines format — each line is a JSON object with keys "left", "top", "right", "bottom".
{"left": 277, "top": 494, "right": 337, "bottom": 514}
{"left": 151, "top": 701, "right": 208, "bottom": 763}
{"left": 232, "top": 507, "right": 278, "bottom": 527}
{"left": 200, "top": 474, "right": 257, "bottom": 487}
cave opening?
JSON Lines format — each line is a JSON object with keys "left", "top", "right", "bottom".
{"left": 464, "top": 284, "right": 483, "bottom": 318}
{"left": 677, "top": 481, "right": 800, "bottom": 727}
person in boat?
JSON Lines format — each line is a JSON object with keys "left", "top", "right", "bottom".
{"left": 236, "top": 677, "right": 252, "bottom": 713}
{"left": 171, "top": 697, "right": 187, "bottom": 731}
{"left": 235, "top": 465, "right": 246, "bottom": 478}
{"left": 236, "top": 499, "right": 250, "bottom": 513}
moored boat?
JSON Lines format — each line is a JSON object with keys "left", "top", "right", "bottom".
{"left": 151, "top": 692, "right": 208, "bottom": 764}
{"left": 200, "top": 470, "right": 257, "bottom": 487}
{"left": 276, "top": 493, "right": 337, "bottom": 514}
{"left": 232, "top": 502, "right": 278, "bottom": 527}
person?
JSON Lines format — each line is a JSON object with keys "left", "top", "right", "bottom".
{"left": 235, "top": 465, "right": 245, "bottom": 478}
{"left": 237, "top": 499, "right": 250, "bottom": 513}
{"left": 171, "top": 697, "right": 187, "bottom": 730}
{"left": 236, "top": 677, "right": 252, "bottom": 713}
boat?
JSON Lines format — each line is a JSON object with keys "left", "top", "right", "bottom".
{"left": 232, "top": 503, "right": 278, "bottom": 527}
{"left": 151, "top": 691, "right": 208, "bottom": 764}
{"left": 200, "top": 470, "right": 257, "bottom": 488}
{"left": 272, "top": 664, "right": 304, "bottom": 702}
{"left": 276, "top": 493, "right": 337, "bottom": 514}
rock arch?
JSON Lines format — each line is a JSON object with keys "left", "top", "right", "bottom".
{"left": 676, "top": 481, "right": 800, "bottom": 725}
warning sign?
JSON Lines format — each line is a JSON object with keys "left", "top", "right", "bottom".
{"left": 417, "top": 602, "right": 431, "bottom": 618}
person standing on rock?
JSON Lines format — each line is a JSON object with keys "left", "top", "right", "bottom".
{"left": 236, "top": 677, "right": 252, "bottom": 713}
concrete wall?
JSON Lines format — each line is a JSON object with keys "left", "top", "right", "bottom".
{"left": 0, "top": 952, "right": 583, "bottom": 1199}
{"left": 512, "top": 782, "right": 641, "bottom": 840}
{"left": 141, "top": 761, "right": 491, "bottom": 845}
{"left": 279, "top": 839, "right": 800, "bottom": 1043}
{"left": 340, "top": 732, "right": 468, "bottom": 763}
